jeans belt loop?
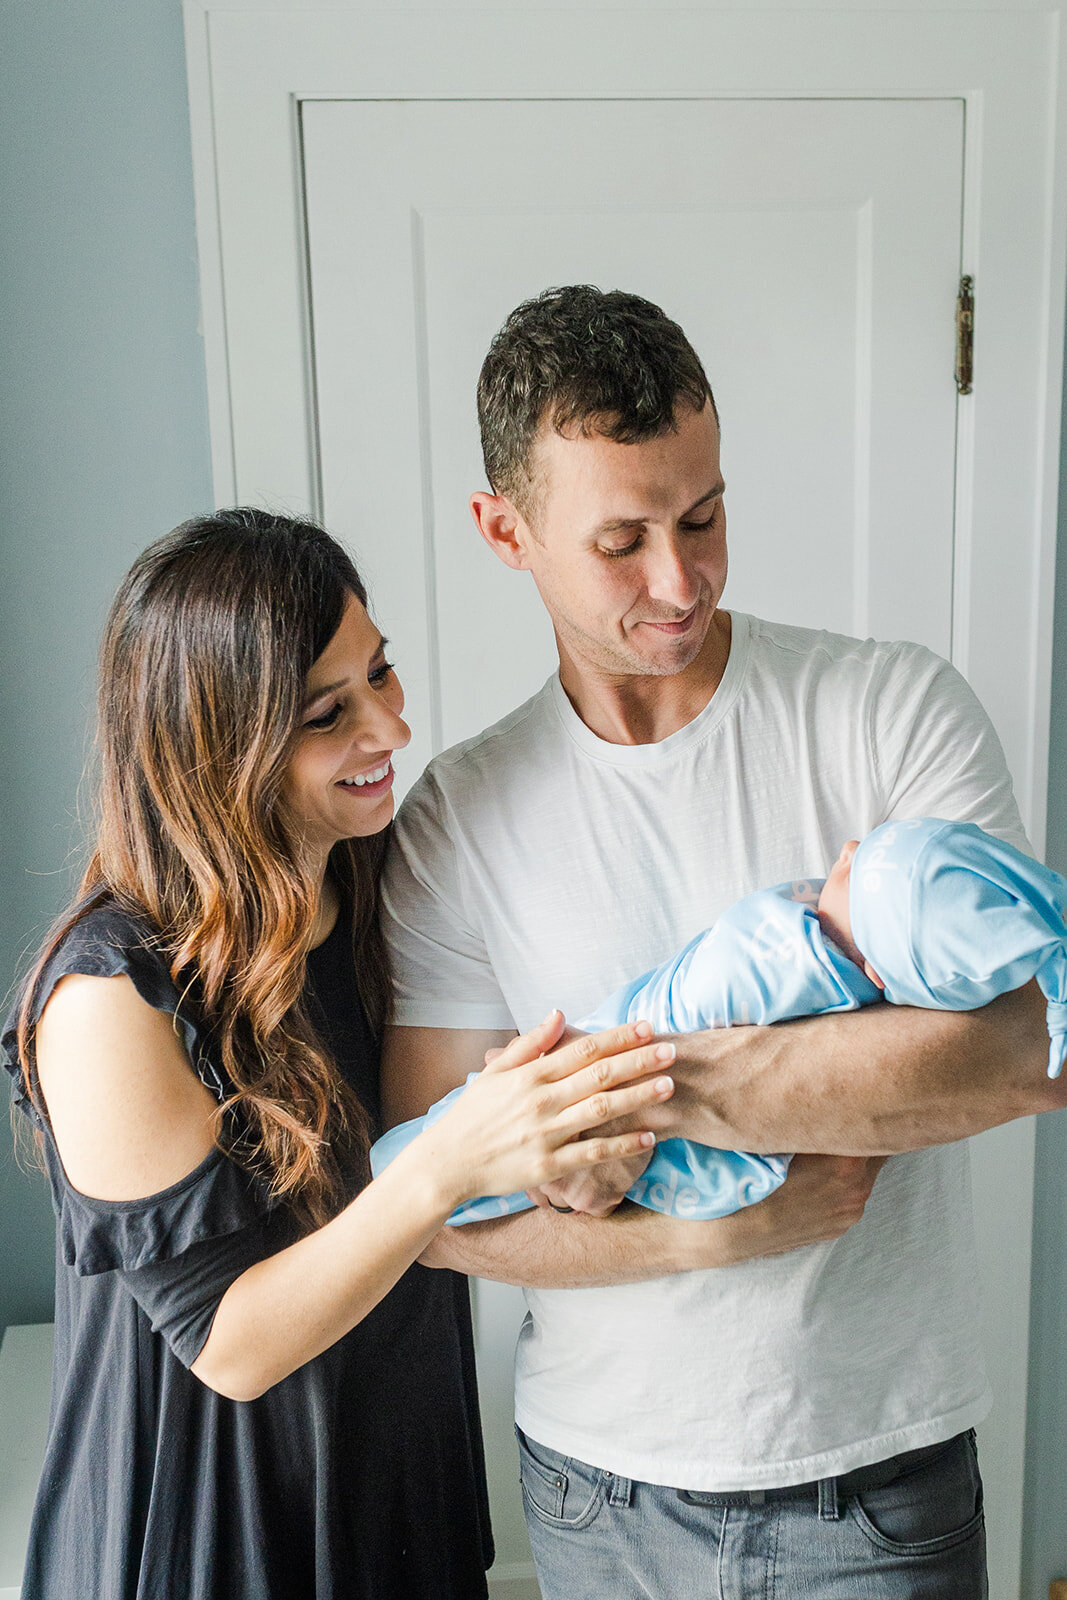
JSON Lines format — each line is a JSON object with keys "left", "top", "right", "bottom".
{"left": 817, "top": 1475, "right": 841, "bottom": 1521}
{"left": 609, "top": 1474, "right": 634, "bottom": 1508}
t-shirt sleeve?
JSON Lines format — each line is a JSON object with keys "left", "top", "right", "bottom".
{"left": 868, "top": 643, "right": 1030, "bottom": 853}
{"left": 381, "top": 771, "right": 516, "bottom": 1030}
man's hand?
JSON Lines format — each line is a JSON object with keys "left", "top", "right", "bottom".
{"left": 675, "top": 1152, "right": 887, "bottom": 1270}
{"left": 737, "top": 1153, "right": 886, "bottom": 1256}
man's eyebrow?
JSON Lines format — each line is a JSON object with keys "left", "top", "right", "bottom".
{"left": 591, "top": 482, "right": 726, "bottom": 536}
{"left": 681, "top": 481, "right": 726, "bottom": 518}
{"left": 303, "top": 635, "right": 389, "bottom": 707}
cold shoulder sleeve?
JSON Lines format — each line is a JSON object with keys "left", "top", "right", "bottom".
{"left": 2, "top": 900, "right": 285, "bottom": 1368}
{"left": 2, "top": 899, "right": 227, "bottom": 1119}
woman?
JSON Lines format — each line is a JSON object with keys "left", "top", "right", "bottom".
{"left": 1, "top": 508, "right": 676, "bottom": 1600}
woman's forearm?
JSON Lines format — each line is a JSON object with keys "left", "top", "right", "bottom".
{"left": 656, "top": 980, "right": 1062, "bottom": 1156}
{"left": 192, "top": 1020, "right": 674, "bottom": 1398}
{"left": 191, "top": 1150, "right": 453, "bottom": 1401}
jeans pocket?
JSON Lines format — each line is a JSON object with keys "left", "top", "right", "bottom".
{"left": 848, "top": 1432, "right": 985, "bottom": 1556}
{"left": 516, "top": 1428, "right": 607, "bottom": 1530}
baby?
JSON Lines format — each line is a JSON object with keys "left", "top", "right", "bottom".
{"left": 372, "top": 818, "right": 1067, "bottom": 1222}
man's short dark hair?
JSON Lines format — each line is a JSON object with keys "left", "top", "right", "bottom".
{"left": 477, "top": 286, "right": 716, "bottom": 513}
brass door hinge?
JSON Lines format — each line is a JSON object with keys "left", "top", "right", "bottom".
{"left": 956, "top": 276, "right": 974, "bottom": 394}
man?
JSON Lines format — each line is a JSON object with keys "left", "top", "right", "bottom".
{"left": 380, "top": 287, "right": 1061, "bottom": 1597}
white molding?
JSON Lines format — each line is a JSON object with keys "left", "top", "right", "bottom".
{"left": 1023, "top": 9, "right": 1067, "bottom": 860}
{"left": 182, "top": 4, "right": 237, "bottom": 504}
{"left": 182, "top": 0, "right": 1064, "bottom": 14}
{"left": 487, "top": 1561, "right": 540, "bottom": 1599}
{"left": 0, "top": 1324, "right": 53, "bottom": 1598}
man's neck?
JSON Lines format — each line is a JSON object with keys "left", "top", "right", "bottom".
{"left": 557, "top": 610, "right": 732, "bottom": 745}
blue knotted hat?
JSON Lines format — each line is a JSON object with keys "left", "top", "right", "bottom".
{"left": 849, "top": 818, "right": 1067, "bottom": 1078}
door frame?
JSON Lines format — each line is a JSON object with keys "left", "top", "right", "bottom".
{"left": 181, "top": 7, "right": 1067, "bottom": 1595}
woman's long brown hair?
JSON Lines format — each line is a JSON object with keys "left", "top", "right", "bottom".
{"left": 16, "top": 509, "right": 390, "bottom": 1226}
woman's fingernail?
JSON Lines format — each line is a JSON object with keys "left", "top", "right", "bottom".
{"left": 639, "top": 1132, "right": 656, "bottom": 1147}
{"left": 654, "top": 1076, "right": 674, "bottom": 1095}
{"left": 655, "top": 1043, "right": 676, "bottom": 1062}
{"left": 542, "top": 1009, "right": 560, "bottom": 1025}
{"left": 634, "top": 1019, "right": 653, "bottom": 1039}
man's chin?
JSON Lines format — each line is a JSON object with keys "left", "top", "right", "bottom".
{"left": 623, "top": 624, "right": 711, "bottom": 676}
{"left": 560, "top": 613, "right": 712, "bottom": 680}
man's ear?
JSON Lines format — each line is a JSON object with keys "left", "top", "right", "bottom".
{"left": 470, "top": 491, "right": 532, "bottom": 571}
{"left": 863, "top": 960, "right": 886, "bottom": 992}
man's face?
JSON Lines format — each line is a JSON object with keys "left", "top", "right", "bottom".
{"left": 515, "top": 400, "right": 728, "bottom": 680}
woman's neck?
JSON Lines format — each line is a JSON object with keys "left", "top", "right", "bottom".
{"left": 309, "top": 870, "right": 341, "bottom": 950}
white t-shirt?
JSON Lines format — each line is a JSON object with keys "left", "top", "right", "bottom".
{"left": 382, "top": 612, "right": 1028, "bottom": 1490}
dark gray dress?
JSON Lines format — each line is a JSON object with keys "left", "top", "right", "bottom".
{"left": 1, "top": 900, "right": 492, "bottom": 1600}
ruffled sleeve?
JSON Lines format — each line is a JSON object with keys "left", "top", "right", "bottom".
{"left": 2, "top": 898, "right": 227, "bottom": 1122}
{"left": 2, "top": 900, "right": 286, "bottom": 1369}
{"left": 44, "top": 1137, "right": 284, "bottom": 1367}
{"left": 45, "top": 1140, "right": 272, "bottom": 1276}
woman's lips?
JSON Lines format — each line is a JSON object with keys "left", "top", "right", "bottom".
{"left": 336, "top": 762, "right": 394, "bottom": 798}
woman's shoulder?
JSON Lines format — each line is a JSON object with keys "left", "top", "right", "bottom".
{"left": 4, "top": 896, "right": 235, "bottom": 1213}
{"left": 10, "top": 896, "right": 182, "bottom": 1045}
{"left": 3, "top": 895, "right": 225, "bottom": 1122}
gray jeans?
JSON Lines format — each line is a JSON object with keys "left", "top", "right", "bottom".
{"left": 518, "top": 1427, "right": 986, "bottom": 1599}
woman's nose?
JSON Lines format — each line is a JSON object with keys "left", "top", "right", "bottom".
{"left": 356, "top": 692, "right": 411, "bottom": 753}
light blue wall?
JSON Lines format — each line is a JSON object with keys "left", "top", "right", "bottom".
{"left": 0, "top": 0, "right": 213, "bottom": 1329}
{"left": 0, "top": 2, "right": 1064, "bottom": 1588}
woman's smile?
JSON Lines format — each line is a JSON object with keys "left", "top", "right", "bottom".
{"left": 335, "top": 760, "right": 394, "bottom": 797}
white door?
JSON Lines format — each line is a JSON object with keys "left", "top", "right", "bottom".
{"left": 302, "top": 98, "right": 964, "bottom": 779}
{"left": 301, "top": 95, "right": 1002, "bottom": 1593}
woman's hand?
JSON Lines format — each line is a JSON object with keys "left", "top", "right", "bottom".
{"left": 421, "top": 1011, "right": 675, "bottom": 1212}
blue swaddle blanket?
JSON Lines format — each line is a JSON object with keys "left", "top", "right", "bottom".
{"left": 371, "top": 881, "right": 881, "bottom": 1222}
{"left": 850, "top": 818, "right": 1067, "bottom": 1079}
{"left": 372, "top": 819, "right": 1067, "bottom": 1223}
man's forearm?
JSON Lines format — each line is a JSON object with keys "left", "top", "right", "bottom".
{"left": 420, "top": 1152, "right": 884, "bottom": 1284}
{"left": 659, "top": 980, "right": 1064, "bottom": 1156}
{"left": 420, "top": 1199, "right": 711, "bottom": 1286}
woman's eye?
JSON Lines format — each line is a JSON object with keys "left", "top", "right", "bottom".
{"left": 602, "top": 540, "right": 641, "bottom": 560}
{"left": 305, "top": 703, "right": 342, "bottom": 731}
{"left": 681, "top": 512, "right": 718, "bottom": 533}
{"left": 369, "top": 659, "right": 395, "bottom": 687}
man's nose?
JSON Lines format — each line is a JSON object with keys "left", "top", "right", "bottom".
{"left": 644, "top": 538, "right": 701, "bottom": 611}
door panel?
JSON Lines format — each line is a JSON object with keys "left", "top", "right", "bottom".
{"left": 303, "top": 96, "right": 963, "bottom": 780}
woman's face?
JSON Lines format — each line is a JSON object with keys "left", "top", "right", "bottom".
{"left": 282, "top": 591, "right": 410, "bottom": 859}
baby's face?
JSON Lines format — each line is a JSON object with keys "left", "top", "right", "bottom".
{"left": 817, "top": 841, "right": 863, "bottom": 966}
{"left": 817, "top": 840, "right": 885, "bottom": 988}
